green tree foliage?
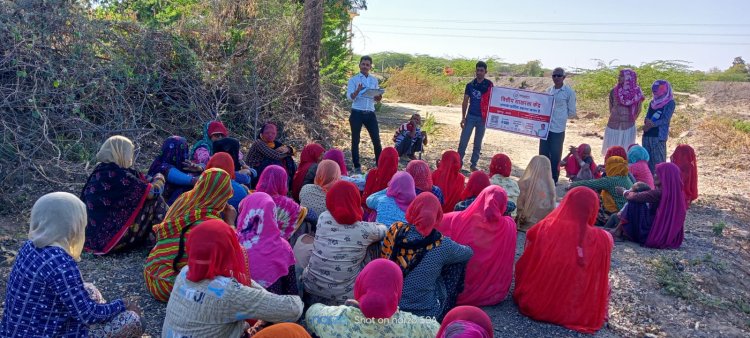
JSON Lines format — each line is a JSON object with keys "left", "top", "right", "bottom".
{"left": 574, "top": 60, "right": 698, "bottom": 100}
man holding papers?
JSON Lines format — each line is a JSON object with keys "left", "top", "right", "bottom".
{"left": 347, "top": 55, "right": 383, "bottom": 174}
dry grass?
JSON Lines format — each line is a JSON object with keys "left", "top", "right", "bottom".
{"left": 698, "top": 117, "right": 750, "bottom": 170}
{"left": 383, "top": 65, "right": 463, "bottom": 106}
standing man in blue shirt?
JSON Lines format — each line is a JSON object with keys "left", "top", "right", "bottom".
{"left": 346, "top": 55, "right": 383, "bottom": 174}
{"left": 542, "top": 67, "right": 577, "bottom": 184}
{"left": 458, "top": 61, "right": 493, "bottom": 172}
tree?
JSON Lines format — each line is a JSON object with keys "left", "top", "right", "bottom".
{"left": 297, "top": 0, "right": 325, "bottom": 117}
{"left": 728, "top": 56, "right": 749, "bottom": 74}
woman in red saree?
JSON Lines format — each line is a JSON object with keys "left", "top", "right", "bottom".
{"left": 432, "top": 150, "right": 466, "bottom": 212}
{"left": 439, "top": 185, "right": 516, "bottom": 306}
{"left": 670, "top": 144, "right": 698, "bottom": 208}
{"left": 513, "top": 186, "right": 613, "bottom": 334}
{"left": 291, "top": 143, "right": 325, "bottom": 202}
{"left": 361, "top": 147, "right": 399, "bottom": 214}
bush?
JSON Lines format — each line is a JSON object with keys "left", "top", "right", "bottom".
{"left": 574, "top": 60, "right": 699, "bottom": 100}
{"left": 383, "top": 64, "right": 463, "bottom": 105}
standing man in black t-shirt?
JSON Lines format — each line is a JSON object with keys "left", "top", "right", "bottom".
{"left": 458, "top": 61, "right": 493, "bottom": 172}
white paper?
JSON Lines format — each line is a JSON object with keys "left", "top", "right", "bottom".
{"left": 360, "top": 88, "right": 385, "bottom": 98}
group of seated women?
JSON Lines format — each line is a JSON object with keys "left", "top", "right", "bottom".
{"left": 0, "top": 121, "right": 698, "bottom": 337}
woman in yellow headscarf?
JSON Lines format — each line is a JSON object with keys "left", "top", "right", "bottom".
{"left": 81, "top": 135, "right": 168, "bottom": 255}
{"left": 570, "top": 156, "right": 633, "bottom": 223}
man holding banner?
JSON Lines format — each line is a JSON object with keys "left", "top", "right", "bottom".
{"left": 542, "top": 67, "right": 577, "bottom": 183}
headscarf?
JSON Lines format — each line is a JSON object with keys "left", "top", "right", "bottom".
{"left": 613, "top": 68, "right": 645, "bottom": 119}
{"left": 442, "top": 321, "right": 491, "bottom": 338}
{"left": 600, "top": 155, "right": 630, "bottom": 212}
{"left": 186, "top": 219, "right": 249, "bottom": 286}
{"left": 362, "top": 147, "right": 399, "bottom": 207}
{"left": 670, "top": 144, "right": 698, "bottom": 208}
{"left": 461, "top": 171, "right": 490, "bottom": 200}
{"left": 212, "top": 137, "right": 242, "bottom": 172}
{"left": 437, "top": 306, "right": 494, "bottom": 338}
{"left": 645, "top": 162, "right": 687, "bottom": 249}
{"left": 489, "top": 153, "right": 512, "bottom": 178}
{"left": 381, "top": 193, "right": 444, "bottom": 275}
{"left": 256, "top": 165, "right": 288, "bottom": 197}
{"left": 326, "top": 181, "right": 363, "bottom": 225}
{"left": 406, "top": 192, "right": 443, "bottom": 237}
{"left": 354, "top": 259, "right": 403, "bottom": 319}
{"left": 564, "top": 144, "right": 598, "bottom": 178}
{"left": 432, "top": 150, "right": 466, "bottom": 212}
{"left": 29, "top": 192, "right": 87, "bottom": 261}
{"left": 650, "top": 80, "right": 674, "bottom": 110}
{"left": 439, "top": 185, "right": 516, "bottom": 306}
{"left": 386, "top": 172, "right": 417, "bottom": 212}
{"left": 314, "top": 159, "right": 341, "bottom": 192}
{"left": 154, "top": 168, "right": 232, "bottom": 268}
{"left": 189, "top": 120, "right": 227, "bottom": 159}
{"left": 83, "top": 138, "right": 151, "bottom": 254}
{"left": 237, "top": 192, "right": 295, "bottom": 288}
{"left": 627, "top": 145, "right": 650, "bottom": 164}
{"left": 516, "top": 155, "right": 556, "bottom": 231}
{"left": 96, "top": 135, "right": 134, "bottom": 168}
{"left": 148, "top": 136, "right": 189, "bottom": 177}
{"left": 253, "top": 323, "right": 312, "bottom": 338}
{"left": 292, "top": 143, "right": 326, "bottom": 201}
{"left": 513, "top": 187, "right": 612, "bottom": 334}
{"left": 323, "top": 148, "right": 348, "bottom": 176}
{"left": 206, "top": 152, "right": 236, "bottom": 179}
{"left": 405, "top": 160, "right": 433, "bottom": 192}
{"left": 605, "top": 146, "right": 628, "bottom": 162}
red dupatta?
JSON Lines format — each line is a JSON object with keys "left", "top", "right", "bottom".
{"left": 432, "top": 150, "right": 466, "bottom": 212}
{"left": 292, "top": 144, "right": 325, "bottom": 201}
{"left": 670, "top": 144, "right": 698, "bottom": 208}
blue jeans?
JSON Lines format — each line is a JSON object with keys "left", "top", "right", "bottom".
{"left": 457, "top": 115, "right": 486, "bottom": 168}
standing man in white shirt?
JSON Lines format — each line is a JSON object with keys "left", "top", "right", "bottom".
{"left": 542, "top": 67, "right": 577, "bottom": 184}
{"left": 346, "top": 55, "right": 383, "bottom": 174}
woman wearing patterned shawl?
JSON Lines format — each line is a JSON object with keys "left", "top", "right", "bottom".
{"left": 143, "top": 168, "right": 235, "bottom": 302}
{"left": 245, "top": 123, "right": 296, "bottom": 189}
{"left": 82, "top": 136, "right": 168, "bottom": 255}
{"left": 436, "top": 306, "right": 494, "bottom": 338}
{"left": 432, "top": 150, "right": 467, "bottom": 212}
{"left": 292, "top": 143, "right": 326, "bottom": 201}
{"left": 571, "top": 156, "right": 633, "bottom": 224}
{"left": 603, "top": 69, "right": 645, "bottom": 156}
{"left": 299, "top": 159, "right": 341, "bottom": 219}
{"left": 147, "top": 136, "right": 203, "bottom": 204}
{"left": 237, "top": 192, "right": 298, "bottom": 295}
{"left": 670, "top": 144, "right": 698, "bottom": 208}
{"left": 255, "top": 165, "right": 308, "bottom": 239}
{"left": 439, "top": 186, "right": 517, "bottom": 307}
{"left": 643, "top": 80, "right": 676, "bottom": 172}
{"left": 514, "top": 187, "right": 612, "bottom": 334}
{"left": 405, "top": 160, "right": 445, "bottom": 204}
{"left": 515, "top": 156, "right": 556, "bottom": 231}
{"left": 381, "top": 193, "right": 473, "bottom": 321}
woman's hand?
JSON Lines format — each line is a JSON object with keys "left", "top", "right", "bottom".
{"left": 615, "top": 186, "right": 627, "bottom": 196}
{"left": 124, "top": 298, "right": 143, "bottom": 317}
{"left": 276, "top": 145, "right": 290, "bottom": 154}
{"left": 223, "top": 204, "right": 238, "bottom": 227}
{"left": 182, "top": 161, "right": 203, "bottom": 173}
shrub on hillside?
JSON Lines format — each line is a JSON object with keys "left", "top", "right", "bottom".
{"left": 383, "top": 64, "right": 463, "bottom": 105}
{"left": 574, "top": 60, "right": 699, "bottom": 100}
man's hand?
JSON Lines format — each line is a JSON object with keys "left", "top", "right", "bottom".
{"left": 352, "top": 83, "right": 364, "bottom": 99}
{"left": 374, "top": 94, "right": 382, "bottom": 102}
{"left": 460, "top": 118, "right": 466, "bottom": 129}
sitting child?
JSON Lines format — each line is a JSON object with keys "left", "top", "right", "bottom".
{"left": 393, "top": 114, "right": 428, "bottom": 160}
{"left": 606, "top": 181, "right": 651, "bottom": 230}
{"left": 561, "top": 143, "right": 597, "bottom": 181}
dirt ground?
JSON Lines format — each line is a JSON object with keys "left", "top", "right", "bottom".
{"left": 1, "top": 82, "right": 749, "bottom": 337}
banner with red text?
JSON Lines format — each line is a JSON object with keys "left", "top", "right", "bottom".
{"left": 485, "top": 86, "right": 555, "bottom": 140}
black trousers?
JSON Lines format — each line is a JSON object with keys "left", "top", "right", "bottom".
{"left": 539, "top": 131, "right": 565, "bottom": 183}
{"left": 350, "top": 109, "right": 382, "bottom": 169}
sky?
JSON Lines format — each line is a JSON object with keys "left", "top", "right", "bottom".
{"left": 350, "top": 0, "right": 750, "bottom": 71}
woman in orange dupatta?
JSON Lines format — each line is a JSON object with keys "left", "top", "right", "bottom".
{"left": 439, "top": 185, "right": 517, "bottom": 306}
{"left": 432, "top": 150, "right": 466, "bottom": 212}
{"left": 513, "top": 186, "right": 613, "bottom": 334}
